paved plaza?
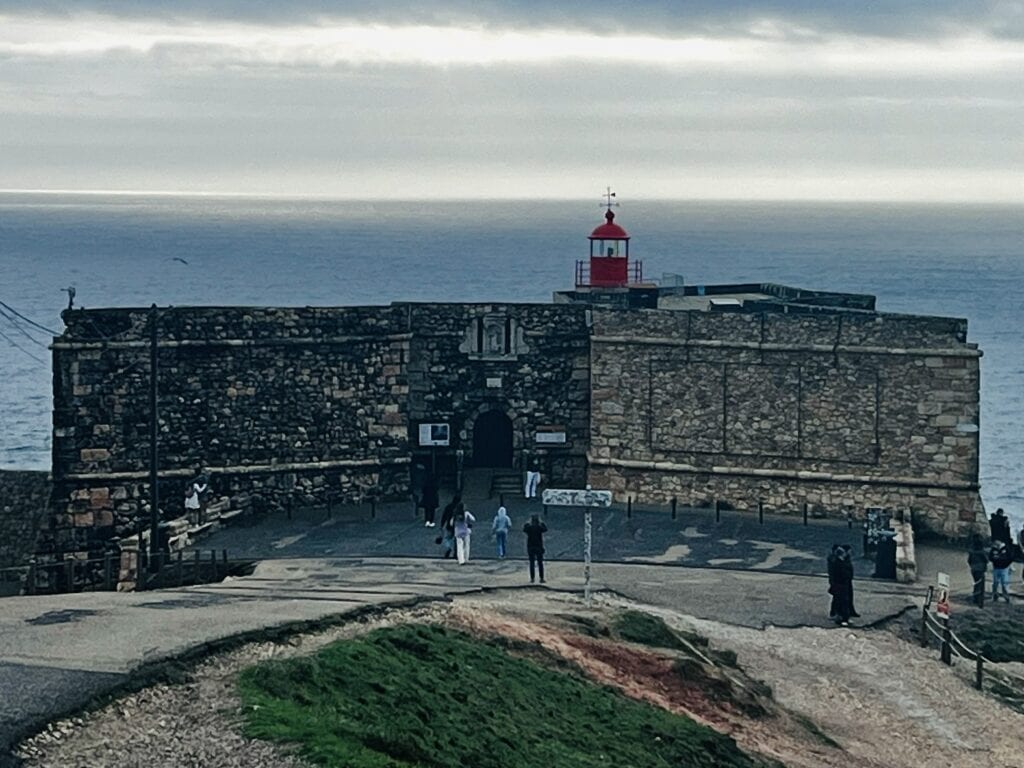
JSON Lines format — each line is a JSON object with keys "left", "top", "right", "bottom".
{"left": 197, "top": 496, "right": 874, "bottom": 577}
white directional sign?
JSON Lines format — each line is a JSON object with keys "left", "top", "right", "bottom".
{"left": 540, "top": 488, "right": 611, "bottom": 608}
{"left": 542, "top": 488, "right": 612, "bottom": 508}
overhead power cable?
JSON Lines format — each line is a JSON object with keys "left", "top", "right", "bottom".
{"left": 0, "top": 305, "right": 49, "bottom": 348}
{"left": 0, "top": 325, "right": 47, "bottom": 365}
{"left": 0, "top": 300, "right": 60, "bottom": 336}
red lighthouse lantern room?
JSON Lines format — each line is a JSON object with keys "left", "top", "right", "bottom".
{"left": 575, "top": 189, "right": 643, "bottom": 288}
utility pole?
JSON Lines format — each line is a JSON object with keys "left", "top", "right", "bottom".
{"left": 149, "top": 304, "right": 160, "bottom": 571}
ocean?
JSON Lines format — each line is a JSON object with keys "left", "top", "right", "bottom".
{"left": 1, "top": 193, "right": 1022, "bottom": 520}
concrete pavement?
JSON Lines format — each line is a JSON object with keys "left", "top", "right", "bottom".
{"left": 195, "top": 497, "right": 875, "bottom": 577}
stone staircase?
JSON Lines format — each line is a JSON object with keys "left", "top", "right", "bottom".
{"left": 489, "top": 470, "right": 522, "bottom": 500}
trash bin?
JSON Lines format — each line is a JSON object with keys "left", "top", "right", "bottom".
{"left": 873, "top": 531, "right": 897, "bottom": 579}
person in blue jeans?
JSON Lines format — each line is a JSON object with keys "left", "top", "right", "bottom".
{"left": 492, "top": 504, "right": 512, "bottom": 558}
{"left": 990, "top": 540, "right": 1013, "bottom": 602}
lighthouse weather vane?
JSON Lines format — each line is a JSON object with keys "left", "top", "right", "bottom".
{"left": 601, "top": 186, "right": 619, "bottom": 211}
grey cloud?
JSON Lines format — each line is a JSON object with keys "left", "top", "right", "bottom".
{"left": 2, "top": 1, "right": 1023, "bottom": 39}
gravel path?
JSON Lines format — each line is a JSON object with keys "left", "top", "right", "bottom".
{"left": 618, "top": 598, "right": 1024, "bottom": 768}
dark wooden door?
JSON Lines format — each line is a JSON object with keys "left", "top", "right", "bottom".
{"left": 472, "top": 410, "right": 513, "bottom": 467}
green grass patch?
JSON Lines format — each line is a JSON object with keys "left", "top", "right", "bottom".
{"left": 953, "top": 612, "right": 1024, "bottom": 663}
{"left": 613, "top": 610, "right": 699, "bottom": 651}
{"left": 238, "top": 623, "right": 779, "bottom": 768}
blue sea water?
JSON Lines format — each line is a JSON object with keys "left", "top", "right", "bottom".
{"left": 1, "top": 194, "right": 1022, "bottom": 518}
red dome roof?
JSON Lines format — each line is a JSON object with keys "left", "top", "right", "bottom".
{"left": 589, "top": 209, "right": 629, "bottom": 240}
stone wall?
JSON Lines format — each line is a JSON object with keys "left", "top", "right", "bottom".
{"left": 45, "top": 306, "right": 412, "bottom": 562}
{"left": 0, "top": 470, "right": 50, "bottom": 569}
{"left": 407, "top": 303, "right": 590, "bottom": 485}
{"left": 588, "top": 308, "right": 984, "bottom": 537}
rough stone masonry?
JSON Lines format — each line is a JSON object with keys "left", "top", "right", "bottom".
{"left": 38, "top": 283, "right": 983, "bottom": 569}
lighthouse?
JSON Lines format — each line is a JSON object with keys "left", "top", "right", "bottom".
{"left": 575, "top": 188, "right": 643, "bottom": 288}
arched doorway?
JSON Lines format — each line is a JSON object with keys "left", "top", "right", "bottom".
{"left": 472, "top": 409, "right": 513, "bottom": 468}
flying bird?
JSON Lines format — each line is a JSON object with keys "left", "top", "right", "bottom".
{"left": 171, "top": 257, "right": 189, "bottom": 265}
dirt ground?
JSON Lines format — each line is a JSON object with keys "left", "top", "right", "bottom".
{"left": 15, "top": 591, "right": 1024, "bottom": 768}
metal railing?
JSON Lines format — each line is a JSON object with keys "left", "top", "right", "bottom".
{"left": 917, "top": 589, "right": 987, "bottom": 692}
{"left": 574, "top": 259, "right": 644, "bottom": 287}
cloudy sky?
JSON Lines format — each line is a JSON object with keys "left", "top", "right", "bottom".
{"left": 1, "top": 1, "right": 1022, "bottom": 200}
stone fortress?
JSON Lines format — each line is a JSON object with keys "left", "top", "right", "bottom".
{"left": 38, "top": 201, "right": 984, "bottom": 569}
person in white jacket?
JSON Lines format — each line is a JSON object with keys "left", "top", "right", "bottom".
{"left": 453, "top": 504, "right": 476, "bottom": 564}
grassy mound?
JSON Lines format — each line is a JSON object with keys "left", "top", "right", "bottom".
{"left": 238, "top": 624, "right": 777, "bottom": 768}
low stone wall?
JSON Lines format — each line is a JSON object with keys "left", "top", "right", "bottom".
{"left": 587, "top": 461, "right": 984, "bottom": 539}
{"left": 893, "top": 521, "right": 917, "bottom": 583}
{"left": 0, "top": 470, "right": 51, "bottom": 569}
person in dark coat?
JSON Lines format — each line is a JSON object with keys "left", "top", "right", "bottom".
{"left": 829, "top": 546, "right": 855, "bottom": 625}
{"left": 523, "top": 514, "right": 548, "bottom": 584}
{"left": 421, "top": 474, "right": 439, "bottom": 528}
{"left": 990, "top": 509, "right": 1012, "bottom": 547}
{"left": 841, "top": 544, "right": 860, "bottom": 619}
{"left": 967, "top": 534, "right": 989, "bottom": 606}
{"left": 826, "top": 545, "right": 841, "bottom": 620}
{"left": 438, "top": 494, "right": 461, "bottom": 559}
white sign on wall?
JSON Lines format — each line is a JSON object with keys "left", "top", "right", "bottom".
{"left": 535, "top": 431, "right": 567, "bottom": 444}
{"left": 542, "top": 488, "right": 612, "bottom": 507}
{"left": 418, "top": 423, "right": 450, "bottom": 447}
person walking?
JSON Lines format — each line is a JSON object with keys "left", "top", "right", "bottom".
{"left": 453, "top": 504, "right": 476, "bottom": 565}
{"left": 967, "top": 534, "right": 989, "bottom": 607}
{"left": 990, "top": 539, "right": 1013, "bottom": 602}
{"left": 523, "top": 514, "right": 547, "bottom": 583}
{"left": 492, "top": 504, "right": 512, "bottom": 558}
{"left": 421, "top": 474, "right": 439, "bottom": 527}
{"left": 439, "top": 494, "right": 461, "bottom": 559}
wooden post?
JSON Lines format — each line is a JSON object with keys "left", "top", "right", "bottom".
{"left": 221, "top": 549, "right": 228, "bottom": 578}
{"left": 758, "top": 499, "right": 764, "bottom": 525}
{"left": 210, "top": 550, "right": 218, "bottom": 580}
{"left": 65, "top": 559, "right": 74, "bottom": 592}
{"left": 193, "top": 549, "right": 201, "bottom": 581}
{"left": 920, "top": 605, "right": 929, "bottom": 648}
{"left": 103, "top": 554, "right": 113, "bottom": 591}
{"left": 27, "top": 559, "right": 36, "bottom": 596}
{"left": 715, "top": 499, "right": 721, "bottom": 523}
{"left": 940, "top": 618, "right": 952, "bottom": 665}
{"left": 671, "top": 497, "right": 677, "bottom": 520}
{"left": 803, "top": 502, "right": 809, "bottom": 526}
{"left": 976, "top": 656, "right": 984, "bottom": 690}
{"left": 627, "top": 496, "right": 632, "bottom": 519}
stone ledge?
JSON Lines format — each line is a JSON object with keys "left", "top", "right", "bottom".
{"left": 589, "top": 454, "right": 978, "bottom": 491}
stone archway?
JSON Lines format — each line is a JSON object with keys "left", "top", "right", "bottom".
{"left": 471, "top": 409, "right": 514, "bottom": 468}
